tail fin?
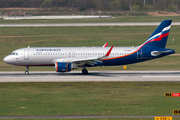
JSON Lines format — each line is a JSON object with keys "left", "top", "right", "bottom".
{"left": 139, "top": 20, "right": 172, "bottom": 49}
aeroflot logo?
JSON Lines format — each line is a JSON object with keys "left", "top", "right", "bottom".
{"left": 36, "top": 49, "right": 61, "bottom": 51}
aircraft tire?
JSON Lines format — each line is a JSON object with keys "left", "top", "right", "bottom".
{"left": 25, "top": 71, "right": 29, "bottom": 75}
{"left": 82, "top": 69, "right": 88, "bottom": 75}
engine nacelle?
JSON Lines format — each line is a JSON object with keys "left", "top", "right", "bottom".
{"left": 55, "top": 62, "right": 78, "bottom": 72}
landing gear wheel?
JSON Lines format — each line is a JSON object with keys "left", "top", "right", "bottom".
{"left": 82, "top": 69, "right": 88, "bottom": 75}
{"left": 25, "top": 71, "right": 29, "bottom": 75}
{"left": 25, "top": 66, "right": 29, "bottom": 75}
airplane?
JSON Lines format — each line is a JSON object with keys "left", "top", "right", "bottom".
{"left": 3, "top": 20, "right": 175, "bottom": 75}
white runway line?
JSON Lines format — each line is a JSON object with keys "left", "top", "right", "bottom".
{"left": 142, "top": 76, "right": 180, "bottom": 77}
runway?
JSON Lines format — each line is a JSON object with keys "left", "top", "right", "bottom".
{"left": 0, "top": 22, "right": 180, "bottom": 27}
{"left": 0, "top": 71, "right": 180, "bottom": 82}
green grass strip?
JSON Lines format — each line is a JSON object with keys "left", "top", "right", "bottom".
{"left": 0, "top": 82, "right": 179, "bottom": 116}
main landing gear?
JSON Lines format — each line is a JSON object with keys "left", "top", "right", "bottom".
{"left": 25, "top": 66, "right": 29, "bottom": 75}
{"left": 82, "top": 68, "right": 88, "bottom": 75}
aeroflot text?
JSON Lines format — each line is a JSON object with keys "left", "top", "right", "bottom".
{"left": 36, "top": 49, "right": 61, "bottom": 51}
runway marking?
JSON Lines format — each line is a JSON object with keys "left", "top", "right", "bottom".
{"left": 142, "top": 76, "right": 180, "bottom": 77}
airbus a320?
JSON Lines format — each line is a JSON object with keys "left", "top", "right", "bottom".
{"left": 3, "top": 20, "right": 175, "bottom": 75}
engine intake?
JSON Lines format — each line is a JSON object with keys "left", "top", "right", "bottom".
{"left": 55, "top": 62, "right": 78, "bottom": 72}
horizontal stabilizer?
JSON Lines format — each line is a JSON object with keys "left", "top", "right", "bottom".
{"left": 151, "top": 50, "right": 173, "bottom": 56}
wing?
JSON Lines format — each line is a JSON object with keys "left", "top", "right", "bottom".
{"left": 52, "top": 46, "right": 113, "bottom": 67}
{"left": 72, "top": 46, "right": 113, "bottom": 66}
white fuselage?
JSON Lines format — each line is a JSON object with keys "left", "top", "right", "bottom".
{"left": 4, "top": 47, "right": 138, "bottom": 66}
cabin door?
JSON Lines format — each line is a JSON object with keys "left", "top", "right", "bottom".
{"left": 24, "top": 49, "right": 29, "bottom": 60}
{"left": 137, "top": 49, "right": 142, "bottom": 59}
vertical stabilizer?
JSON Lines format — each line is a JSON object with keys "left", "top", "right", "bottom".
{"left": 139, "top": 20, "right": 172, "bottom": 49}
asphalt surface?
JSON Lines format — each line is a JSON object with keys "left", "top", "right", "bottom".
{"left": 1, "top": 71, "right": 180, "bottom": 82}
{"left": 1, "top": 22, "right": 180, "bottom": 27}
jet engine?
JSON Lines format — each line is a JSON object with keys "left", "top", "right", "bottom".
{"left": 55, "top": 62, "right": 78, "bottom": 72}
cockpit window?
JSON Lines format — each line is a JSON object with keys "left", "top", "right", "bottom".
{"left": 10, "top": 53, "right": 15, "bottom": 55}
{"left": 10, "top": 52, "right": 18, "bottom": 55}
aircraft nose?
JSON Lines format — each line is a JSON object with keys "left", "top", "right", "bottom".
{"left": 3, "top": 56, "right": 11, "bottom": 64}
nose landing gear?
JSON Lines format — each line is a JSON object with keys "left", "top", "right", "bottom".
{"left": 25, "top": 66, "right": 29, "bottom": 75}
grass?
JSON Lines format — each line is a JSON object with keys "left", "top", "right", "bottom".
{"left": 0, "top": 82, "right": 180, "bottom": 116}
{"left": 0, "top": 26, "right": 179, "bottom": 54}
{"left": 0, "top": 118, "right": 179, "bottom": 120}
{"left": 1, "top": 118, "right": 179, "bottom": 120}
{"left": 1, "top": 15, "right": 180, "bottom": 23}
{"left": 0, "top": 26, "right": 180, "bottom": 71}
